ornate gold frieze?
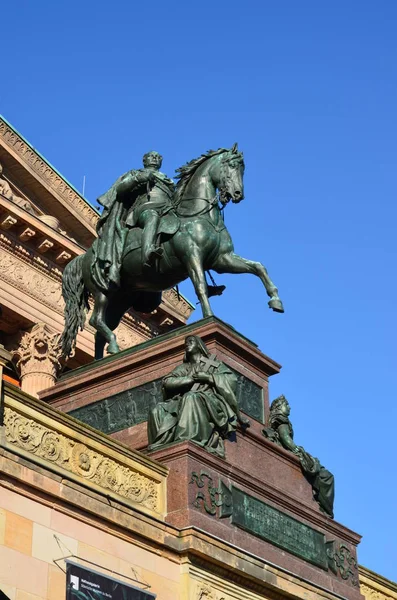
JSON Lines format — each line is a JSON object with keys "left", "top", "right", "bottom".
{"left": 359, "top": 567, "right": 397, "bottom": 600}
{"left": 3, "top": 405, "right": 160, "bottom": 513}
{"left": 361, "top": 584, "right": 383, "bottom": 600}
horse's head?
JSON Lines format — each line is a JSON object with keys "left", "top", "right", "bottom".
{"left": 174, "top": 144, "right": 245, "bottom": 209}
{"left": 217, "top": 143, "right": 245, "bottom": 205}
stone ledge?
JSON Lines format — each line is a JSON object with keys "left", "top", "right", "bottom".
{"left": 0, "top": 457, "right": 360, "bottom": 600}
{"left": 2, "top": 382, "right": 167, "bottom": 519}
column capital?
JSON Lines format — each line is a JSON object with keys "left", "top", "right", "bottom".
{"left": 13, "top": 323, "right": 62, "bottom": 397}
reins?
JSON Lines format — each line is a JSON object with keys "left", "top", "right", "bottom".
{"left": 174, "top": 194, "right": 226, "bottom": 218}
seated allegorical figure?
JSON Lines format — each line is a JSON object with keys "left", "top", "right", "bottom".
{"left": 147, "top": 335, "right": 249, "bottom": 458}
{"left": 262, "top": 395, "right": 335, "bottom": 518}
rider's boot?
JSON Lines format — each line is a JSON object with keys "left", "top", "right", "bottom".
{"left": 142, "top": 213, "right": 163, "bottom": 268}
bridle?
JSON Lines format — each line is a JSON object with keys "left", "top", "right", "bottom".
{"left": 174, "top": 194, "right": 227, "bottom": 218}
{"left": 174, "top": 152, "right": 238, "bottom": 218}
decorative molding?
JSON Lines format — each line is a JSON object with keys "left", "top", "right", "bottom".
{"left": 14, "top": 323, "right": 61, "bottom": 376}
{"left": 197, "top": 584, "right": 226, "bottom": 600}
{"left": 13, "top": 323, "right": 62, "bottom": 395}
{"left": 19, "top": 227, "right": 36, "bottom": 242}
{"left": 120, "top": 309, "right": 158, "bottom": 340}
{"left": 359, "top": 570, "right": 397, "bottom": 600}
{"left": 163, "top": 287, "right": 193, "bottom": 318}
{"left": 1, "top": 215, "right": 17, "bottom": 229}
{"left": 190, "top": 471, "right": 221, "bottom": 516}
{"left": 56, "top": 250, "right": 72, "bottom": 264}
{"left": 327, "top": 543, "right": 359, "bottom": 587}
{"left": 0, "top": 233, "right": 157, "bottom": 346}
{"left": 0, "top": 230, "right": 64, "bottom": 281}
{"left": 0, "top": 241, "right": 64, "bottom": 314}
{"left": 37, "top": 239, "right": 54, "bottom": 253}
{"left": 115, "top": 322, "right": 146, "bottom": 351}
{"left": 4, "top": 406, "right": 159, "bottom": 511}
{"left": 0, "top": 119, "right": 98, "bottom": 230}
{"left": 361, "top": 584, "right": 383, "bottom": 600}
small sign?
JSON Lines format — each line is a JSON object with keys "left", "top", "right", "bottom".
{"left": 66, "top": 561, "right": 155, "bottom": 600}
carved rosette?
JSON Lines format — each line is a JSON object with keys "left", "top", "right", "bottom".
{"left": 3, "top": 407, "right": 159, "bottom": 512}
{"left": 13, "top": 323, "right": 62, "bottom": 397}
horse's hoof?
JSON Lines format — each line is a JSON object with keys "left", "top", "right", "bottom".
{"left": 268, "top": 298, "right": 284, "bottom": 313}
{"left": 107, "top": 341, "right": 120, "bottom": 354}
{"left": 207, "top": 284, "right": 226, "bottom": 298}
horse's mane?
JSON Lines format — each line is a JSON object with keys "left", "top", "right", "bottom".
{"left": 173, "top": 147, "right": 228, "bottom": 204}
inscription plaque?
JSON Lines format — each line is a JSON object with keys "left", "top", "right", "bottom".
{"left": 231, "top": 487, "right": 328, "bottom": 569}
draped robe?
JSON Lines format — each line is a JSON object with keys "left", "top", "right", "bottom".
{"left": 147, "top": 360, "right": 239, "bottom": 458}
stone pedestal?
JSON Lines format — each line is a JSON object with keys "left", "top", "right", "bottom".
{"left": 149, "top": 440, "right": 362, "bottom": 600}
{"left": 40, "top": 317, "right": 363, "bottom": 600}
{"left": 41, "top": 316, "right": 281, "bottom": 450}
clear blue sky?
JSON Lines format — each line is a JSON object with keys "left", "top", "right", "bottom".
{"left": 2, "top": 0, "right": 396, "bottom": 582}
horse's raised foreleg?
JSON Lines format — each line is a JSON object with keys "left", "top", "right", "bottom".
{"left": 186, "top": 250, "right": 213, "bottom": 317}
{"left": 89, "top": 292, "right": 120, "bottom": 357}
{"left": 213, "top": 252, "right": 284, "bottom": 312}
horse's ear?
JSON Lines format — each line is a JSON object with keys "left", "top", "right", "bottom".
{"left": 231, "top": 142, "right": 238, "bottom": 154}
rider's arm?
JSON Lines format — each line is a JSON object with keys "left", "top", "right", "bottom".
{"left": 115, "top": 170, "right": 153, "bottom": 196}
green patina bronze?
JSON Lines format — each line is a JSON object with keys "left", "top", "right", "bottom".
{"left": 262, "top": 395, "right": 335, "bottom": 518}
{"left": 231, "top": 487, "right": 329, "bottom": 569}
{"left": 69, "top": 378, "right": 163, "bottom": 433}
{"left": 60, "top": 145, "right": 284, "bottom": 359}
{"left": 69, "top": 367, "right": 262, "bottom": 435}
{"left": 147, "top": 335, "right": 250, "bottom": 457}
{"left": 189, "top": 473, "right": 339, "bottom": 572}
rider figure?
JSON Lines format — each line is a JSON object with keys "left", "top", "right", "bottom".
{"left": 127, "top": 151, "right": 175, "bottom": 267}
{"left": 92, "top": 151, "right": 174, "bottom": 292}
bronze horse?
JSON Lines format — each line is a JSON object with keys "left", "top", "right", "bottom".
{"left": 61, "top": 145, "right": 284, "bottom": 359}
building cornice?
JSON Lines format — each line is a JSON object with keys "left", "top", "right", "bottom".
{"left": 0, "top": 116, "right": 98, "bottom": 244}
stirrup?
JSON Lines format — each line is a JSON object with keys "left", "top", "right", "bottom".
{"left": 143, "top": 246, "right": 164, "bottom": 268}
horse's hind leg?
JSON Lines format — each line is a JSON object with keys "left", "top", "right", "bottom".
{"left": 90, "top": 292, "right": 120, "bottom": 356}
{"left": 94, "top": 333, "right": 107, "bottom": 360}
{"left": 213, "top": 252, "right": 284, "bottom": 313}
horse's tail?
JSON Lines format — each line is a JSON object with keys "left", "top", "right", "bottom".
{"left": 60, "top": 254, "right": 89, "bottom": 359}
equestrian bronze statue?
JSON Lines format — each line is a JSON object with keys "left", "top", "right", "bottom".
{"left": 61, "top": 144, "right": 284, "bottom": 359}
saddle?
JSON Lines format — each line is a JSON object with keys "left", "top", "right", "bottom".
{"left": 123, "top": 211, "right": 180, "bottom": 264}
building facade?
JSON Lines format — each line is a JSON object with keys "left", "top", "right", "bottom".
{"left": 0, "top": 116, "right": 193, "bottom": 397}
{"left": 0, "top": 117, "right": 395, "bottom": 600}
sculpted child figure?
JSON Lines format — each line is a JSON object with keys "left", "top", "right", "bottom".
{"left": 148, "top": 335, "right": 249, "bottom": 458}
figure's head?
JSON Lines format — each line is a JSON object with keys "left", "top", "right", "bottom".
{"left": 217, "top": 143, "right": 245, "bottom": 205}
{"left": 270, "top": 395, "right": 290, "bottom": 417}
{"left": 143, "top": 151, "right": 163, "bottom": 170}
{"left": 183, "top": 335, "right": 210, "bottom": 362}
